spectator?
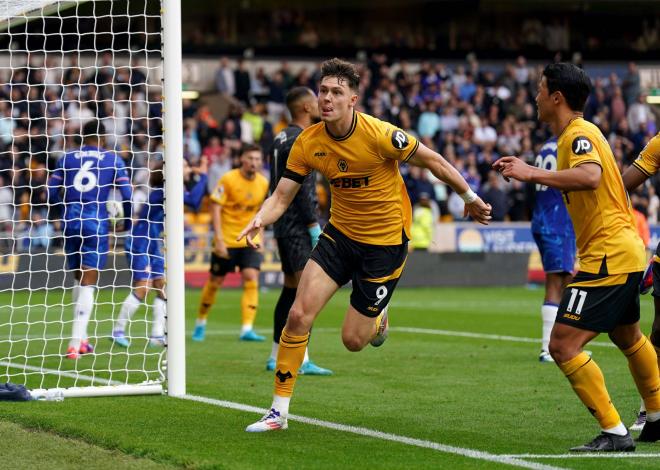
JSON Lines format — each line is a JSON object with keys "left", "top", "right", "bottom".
{"left": 410, "top": 193, "right": 434, "bottom": 251}
{"left": 481, "top": 171, "right": 509, "bottom": 221}
{"left": 234, "top": 59, "right": 251, "bottom": 105}
{"left": 215, "top": 57, "right": 236, "bottom": 96}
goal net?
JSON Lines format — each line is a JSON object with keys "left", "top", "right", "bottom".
{"left": 0, "top": 0, "right": 183, "bottom": 398}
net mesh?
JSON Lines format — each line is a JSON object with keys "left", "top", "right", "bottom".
{"left": 0, "top": 0, "right": 166, "bottom": 392}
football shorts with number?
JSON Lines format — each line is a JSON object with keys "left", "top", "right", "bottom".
{"left": 210, "top": 248, "right": 263, "bottom": 277}
{"left": 311, "top": 223, "right": 407, "bottom": 318}
{"left": 556, "top": 271, "right": 643, "bottom": 333}
{"left": 532, "top": 231, "right": 575, "bottom": 274}
{"left": 276, "top": 235, "right": 313, "bottom": 275}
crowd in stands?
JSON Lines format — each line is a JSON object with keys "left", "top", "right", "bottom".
{"left": 0, "top": 52, "right": 658, "bottom": 252}
{"left": 0, "top": 52, "right": 160, "bottom": 249}
{"left": 206, "top": 55, "right": 658, "bottom": 235}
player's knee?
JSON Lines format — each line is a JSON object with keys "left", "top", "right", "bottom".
{"left": 134, "top": 287, "right": 147, "bottom": 301}
{"left": 548, "top": 338, "right": 571, "bottom": 363}
{"left": 341, "top": 333, "right": 365, "bottom": 352}
{"left": 286, "top": 304, "right": 316, "bottom": 334}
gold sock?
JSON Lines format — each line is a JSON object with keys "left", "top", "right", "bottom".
{"left": 558, "top": 352, "right": 621, "bottom": 429}
{"left": 623, "top": 336, "right": 660, "bottom": 413}
{"left": 273, "top": 328, "right": 309, "bottom": 398}
{"left": 655, "top": 345, "right": 660, "bottom": 373}
{"left": 241, "top": 279, "right": 258, "bottom": 327}
{"left": 198, "top": 280, "right": 219, "bottom": 321}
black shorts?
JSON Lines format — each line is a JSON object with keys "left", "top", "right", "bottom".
{"left": 210, "top": 248, "right": 263, "bottom": 277}
{"left": 310, "top": 223, "right": 407, "bottom": 318}
{"left": 651, "top": 242, "right": 660, "bottom": 298}
{"left": 277, "top": 235, "right": 312, "bottom": 275}
{"left": 555, "top": 271, "right": 643, "bottom": 333}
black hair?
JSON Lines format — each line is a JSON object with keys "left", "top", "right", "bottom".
{"left": 82, "top": 119, "right": 105, "bottom": 140}
{"left": 542, "top": 63, "right": 592, "bottom": 112}
{"left": 320, "top": 58, "right": 360, "bottom": 92}
{"left": 285, "top": 86, "right": 315, "bottom": 115}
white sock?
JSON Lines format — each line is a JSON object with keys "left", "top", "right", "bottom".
{"left": 241, "top": 324, "right": 252, "bottom": 334}
{"left": 640, "top": 398, "right": 646, "bottom": 414}
{"left": 272, "top": 394, "right": 290, "bottom": 417}
{"left": 72, "top": 280, "right": 80, "bottom": 304}
{"left": 151, "top": 297, "right": 166, "bottom": 338}
{"left": 541, "top": 303, "right": 557, "bottom": 352}
{"left": 270, "top": 341, "right": 279, "bottom": 361}
{"left": 603, "top": 422, "right": 628, "bottom": 436}
{"left": 195, "top": 318, "right": 207, "bottom": 327}
{"left": 115, "top": 293, "right": 142, "bottom": 331}
{"left": 647, "top": 411, "right": 660, "bottom": 422}
{"left": 70, "top": 285, "right": 95, "bottom": 348}
{"left": 303, "top": 347, "right": 309, "bottom": 364}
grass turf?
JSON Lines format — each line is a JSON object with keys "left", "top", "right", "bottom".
{"left": 0, "top": 286, "right": 658, "bottom": 469}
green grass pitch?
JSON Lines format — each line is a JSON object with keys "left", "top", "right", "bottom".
{"left": 0, "top": 286, "right": 659, "bottom": 469}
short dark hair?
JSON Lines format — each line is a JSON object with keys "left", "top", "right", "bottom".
{"left": 542, "top": 63, "right": 592, "bottom": 112}
{"left": 82, "top": 119, "right": 105, "bottom": 140}
{"left": 320, "top": 58, "right": 360, "bottom": 92}
{"left": 240, "top": 143, "right": 262, "bottom": 156}
{"left": 285, "top": 86, "right": 314, "bottom": 114}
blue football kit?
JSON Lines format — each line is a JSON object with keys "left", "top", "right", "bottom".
{"left": 48, "top": 145, "right": 132, "bottom": 270}
{"left": 531, "top": 138, "right": 576, "bottom": 274}
{"left": 127, "top": 174, "right": 207, "bottom": 281}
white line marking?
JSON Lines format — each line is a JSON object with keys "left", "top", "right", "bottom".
{"left": 502, "top": 453, "right": 660, "bottom": 459}
{"left": 389, "top": 327, "right": 617, "bottom": 349}
{"left": 180, "top": 394, "right": 561, "bottom": 470}
{"left": 0, "top": 360, "right": 120, "bottom": 386}
{"left": 2, "top": 326, "right": 616, "bottom": 349}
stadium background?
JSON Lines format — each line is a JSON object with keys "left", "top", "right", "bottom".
{"left": 0, "top": 1, "right": 660, "bottom": 468}
{"left": 3, "top": 0, "right": 659, "bottom": 289}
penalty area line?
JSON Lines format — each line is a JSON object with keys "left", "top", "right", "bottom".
{"left": 180, "top": 394, "right": 562, "bottom": 470}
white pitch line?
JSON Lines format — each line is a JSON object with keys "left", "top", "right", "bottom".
{"left": 0, "top": 360, "right": 121, "bottom": 386}
{"left": 389, "top": 327, "right": 617, "bottom": 349}
{"left": 502, "top": 453, "right": 660, "bottom": 459}
{"left": 3, "top": 326, "right": 617, "bottom": 349}
{"left": 180, "top": 394, "right": 561, "bottom": 470}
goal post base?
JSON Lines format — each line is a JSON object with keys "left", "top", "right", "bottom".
{"left": 30, "top": 382, "right": 164, "bottom": 399}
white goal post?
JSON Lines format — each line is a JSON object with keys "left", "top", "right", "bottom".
{"left": 0, "top": 0, "right": 185, "bottom": 398}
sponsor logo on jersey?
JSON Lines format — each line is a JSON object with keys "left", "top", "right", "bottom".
{"left": 572, "top": 136, "right": 593, "bottom": 155}
{"left": 314, "top": 151, "right": 326, "bottom": 158}
{"left": 329, "top": 176, "right": 369, "bottom": 188}
{"left": 391, "top": 129, "right": 409, "bottom": 150}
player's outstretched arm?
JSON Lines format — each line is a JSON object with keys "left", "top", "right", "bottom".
{"left": 407, "top": 142, "right": 492, "bottom": 225}
{"left": 493, "top": 156, "right": 601, "bottom": 191}
{"left": 237, "top": 177, "right": 301, "bottom": 248}
{"left": 622, "top": 165, "right": 648, "bottom": 192}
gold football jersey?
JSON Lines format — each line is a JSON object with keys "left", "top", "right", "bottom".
{"left": 210, "top": 169, "right": 269, "bottom": 248}
{"left": 285, "top": 112, "right": 418, "bottom": 245}
{"left": 557, "top": 117, "right": 645, "bottom": 275}
{"left": 632, "top": 132, "right": 660, "bottom": 177}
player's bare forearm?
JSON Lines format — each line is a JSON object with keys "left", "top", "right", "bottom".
{"left": 493, "top": 156, "right": 601, "bottom": 191}
{"left": 622, "top": 165, "right": 648, "bottom": 191}
{"left": 407, "top": 143, "right": 470, "bottom": 194}
{"left": 211, "top": 202, "right": 222, "bottom": 238}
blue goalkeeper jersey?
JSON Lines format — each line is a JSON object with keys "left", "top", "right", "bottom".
{"left": 531, "top": 138, "right": 574, "bottom": 237}
{"left": 48, "top": 145, "right": 132, "bottom": 221}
